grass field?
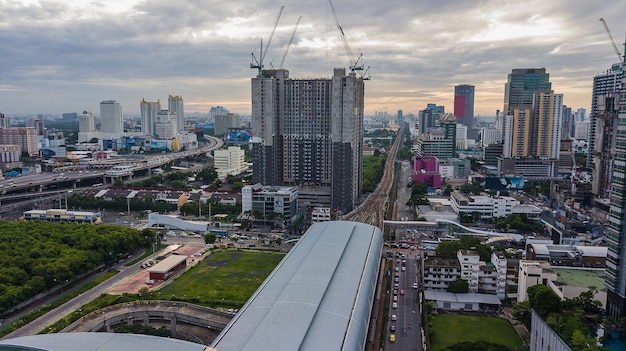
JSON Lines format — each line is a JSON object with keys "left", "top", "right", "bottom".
{"left": 430, "top": 314, "right": 524, "bottom": 351}
{"left": 158, "top": 249, "right": 285, "bottom": 307}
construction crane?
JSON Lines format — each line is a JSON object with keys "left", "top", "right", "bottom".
{"left": 279, "top": 16, "right": 302, "bottom": 69}
{"left": 328, "top": 0, "right": 364, "bottom": 72}
{"left": 599, "top": 18, "right": 622, "bottom": 62}
{"left": 250, "top": 6, "right": 284, "bottom": 76}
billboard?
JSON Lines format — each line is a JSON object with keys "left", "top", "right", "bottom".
{"left": 484, "top": 176, "right": 525, "bottom": 191}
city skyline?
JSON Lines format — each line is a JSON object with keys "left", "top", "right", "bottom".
{"left": 1, "top": 0, "right": 624, "bottom": 117}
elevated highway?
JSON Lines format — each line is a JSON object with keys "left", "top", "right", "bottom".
{"left": 383, "top": 218, "right": 523, "bottom": 241}
{"left": 64, "top": 300, "right": 231, "bottom": 338}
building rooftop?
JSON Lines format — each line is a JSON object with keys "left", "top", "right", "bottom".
{"left": 211, "top": 221, "right": 382, "bottom": 351}
{"left": 148, "top": 254, "right": 188, "bottom": 274}
{"left": 0, "top": 332, "right": 207, "bottom": 351}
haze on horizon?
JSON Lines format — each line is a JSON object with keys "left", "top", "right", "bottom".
{"left": 0, "top": 0, "right": 624, "bottom": 117}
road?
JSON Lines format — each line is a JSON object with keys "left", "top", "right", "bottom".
{"left": 3, "top": 252, "right": 147, "bottom": 338}
{"left": 384, "top": 159, "right": 424, "bottom": 350}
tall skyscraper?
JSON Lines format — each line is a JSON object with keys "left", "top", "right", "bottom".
{"left": 99, "top": 100, "right": 123, "bottom": 137}
{"left": 503, "top": 90, "right": 562, "bottom": 159}
{"left": 454, "top": 84, "right": 475, "bottom": 136}
{"left": 397, "top": 110, "right": 403, "bottom": 122}
{"left": 140, "top": 98, "right": 161, "bottom": 136}
{"left": 503, "top": 68, "right": 551, "bottom": 115}
{"left": 154, "top": 110, "right": 177, "bottom": 139}
{"left": 605, "top": 52, "right": 626, "bottom": 320}
{"left": 168, "top": 95, "right": 184, "bottom": 132}
{"left": 251, "top": 68, "right": 364, "bottom": 214}
{"left": 561, "top": 105, "right": 573, "bottom": 139}
{"left": 592, "top": 93, "right": 619, "bottom": 197}
{"left": 418, "top": 104, "right": 444, "bottom": 135}
{"left": 78, "top": 111, "right": 96, "bottom": 133}
{"left": 587, "top": 63, "right": 623, "bottom": 169}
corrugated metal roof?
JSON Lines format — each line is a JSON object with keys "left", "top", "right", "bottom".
{"left": 0, "top": 332, "right": 207, "bottom": 351}
{"left": 211, "top": 221, "right": 382, "bottom": 351}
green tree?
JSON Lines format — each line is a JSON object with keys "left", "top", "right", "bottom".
{"left": 204, "top": 233, "right": 217, "bottom": 245}
{"left": 511, "top": 300, "right": 532, "bottom": 328}
{"left": 445, "top": 341, "right": 510, "bottom": 351}
{"left": 447, "top": 278, "right": 469, "bottom": 293}
{"left": 528, "top": 285, "right": 561, "bottom": 318}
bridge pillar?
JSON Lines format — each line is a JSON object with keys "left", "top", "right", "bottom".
{"left": 143, "top": 313, "right": 149, "bottom": 325}
{"left": 170, "top": 313, "right": 177, "bottom": 338}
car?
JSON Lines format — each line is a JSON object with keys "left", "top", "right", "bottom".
{"left": 393, "top": 289, "right": 398, "bottom": 295}
{"left": 393, "top": 296, "right": 398, "bottom": 302}
{"left": 411, "top": 283, "right": 418, "bottom": 289}
{"left": 394, "top": 283, "right": 399, "bottom": 289}
{"left": 395, "top": 278, "right": 399, "bottom": 283}
{"left": 389, "top": 334, "right": 396, "bottom": 343}
{"left": 400, "top": 289, "right": 405, "bottom": 296}
{"left": 396, "top": 258, "right": 400, "bottom": 263}
{"left": 401, "top": 266, "right": 406, "bottom": 272}
{"left": 391, "top": 314, "right": 397, "bottom": 321}
{"left": 394, "top": 272, "right": 399, "bottom": 277}
{"left": 390, "top": 325, "right": 396, "bottom": 332}
{"left": 395, "top": 267, "right": 399, "bottom": 272}
{"left": 392, "top": 302, "right": 398, "bottom": 309}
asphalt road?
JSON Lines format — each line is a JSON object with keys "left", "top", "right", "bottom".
{"left": 3, "top": 252, "right": 147, "bottom": 339}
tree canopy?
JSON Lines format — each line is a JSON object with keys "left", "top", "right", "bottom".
{"left": 434, "top": 236, "right": 492, "bottom": 262}
{"left": 0, "top": 221, "right": 149, "bottom": 314}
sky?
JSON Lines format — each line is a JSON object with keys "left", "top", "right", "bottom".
{"left": 1, "top": 0, "right": 624, "bottom": 118}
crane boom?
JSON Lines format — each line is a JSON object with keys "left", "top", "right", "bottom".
{"left": 261, "top": 6, "right": 284, "bottom": 65}
{"left": 251, "top": 6, "right": 284, "bottom": 76}
{"left": 328, "top": 0, "right": 363, "bottom": 72}
{"left": 599, "top": 18, "right": 622, "bottom": 61}
{"left": 279, "top": 16, "right": 302, "bottom": 69}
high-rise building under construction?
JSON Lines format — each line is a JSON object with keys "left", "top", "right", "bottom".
{"left": 251, "top": 68, "right": 364, "bottom": 214}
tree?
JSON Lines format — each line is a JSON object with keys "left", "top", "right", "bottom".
{"left": 442, "top": 184, "right": 453, "bottom": 196}
{"left": 447, "top": 278, "right": 469, "bottom": 293}
{"left": 528, "top": 285, "right": 561, "bottom": 318}
{"left": 512, "top": 300, "right": 532, "bottom": 328}
{"left": 204, "top": 233, "right": 217, "bottom": 245}
{"left": 445, "top": 341, "right": 509, "bottom": 351}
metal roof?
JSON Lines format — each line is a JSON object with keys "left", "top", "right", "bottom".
{"left": 0, "top": 332, "right": 208, "bottom": 351}
{"left": 211, "top": 221, "right": 383, "bottom": 351}
{"left": 148, "top": 254, "right": 188, "bottom": 274}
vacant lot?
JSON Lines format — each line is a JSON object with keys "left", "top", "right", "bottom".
{"left": 430, "top": 314, "right": 524, "bottom": 351}
{"left": 158, "top": 249, "right": 285, "bottom": 307}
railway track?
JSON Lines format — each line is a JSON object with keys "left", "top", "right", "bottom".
{"left": 344, "top": 125, "right": 405, "bottom": 228}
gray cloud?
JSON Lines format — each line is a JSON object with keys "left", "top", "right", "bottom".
{"left": 0, "top": 0, "right": 623, "bottom": 117}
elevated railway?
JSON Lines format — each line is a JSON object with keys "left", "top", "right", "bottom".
{"left": 343, "top": 124, "right": 405, "bottom": 229}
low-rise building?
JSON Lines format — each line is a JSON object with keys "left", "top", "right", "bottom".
{"left": 23, "top": 209, "right": 102, "bottom": 224}
{"left": 241, "top": 184, "right": 299, "bottom": 224}
{"left": 525, "top": 243, "right": 607, "bottom": 268}
{"left": 450, "top": 191, "right": 541, "bottom": 220}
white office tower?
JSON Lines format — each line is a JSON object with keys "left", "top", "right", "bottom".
{"left": 140, "top": 99, "right": 161, "bottom": 136}
{"left": 99, "top": 100, "right": 123, "bottom": 138}
{"left": 154, "top": 110, "right": 177, "bottom": 139}
{"left": 480, "top": 128, "right": 502, "bottom": 147}
{"left": 168, "top": 95, "right": 184, "bottom": 132}
{"left": 78, "top": 111, "right": 100, "bottom": 143}
{"left": 78, "top": 111, "right": 96, "bottom": 132}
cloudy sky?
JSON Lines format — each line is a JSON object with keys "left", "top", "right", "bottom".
{"left": 1, "top": 0, "right": 624, "bottom": 118}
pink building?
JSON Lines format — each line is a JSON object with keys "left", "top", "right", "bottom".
{"left": 413, "top": 156, "right": 442, "bottom": 188}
